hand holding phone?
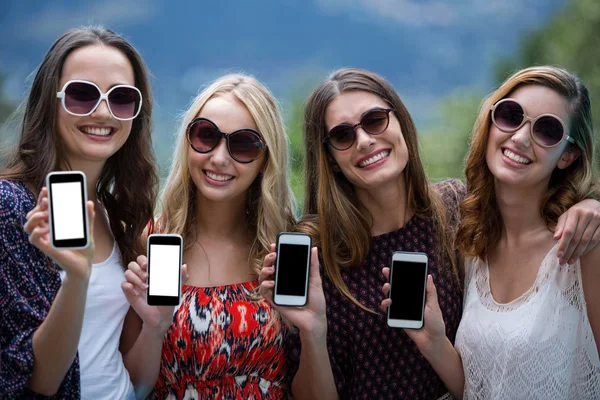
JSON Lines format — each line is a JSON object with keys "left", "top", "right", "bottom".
{"left": 146, "top": 234, "right": 183, "bottom": 306}
{"left": 273, "top": 233, "right": 311, "bottom": 307}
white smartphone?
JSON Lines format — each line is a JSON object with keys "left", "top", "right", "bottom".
{"left": 146, "top": 234, "right": 183, "bottom": 306}
{"left": 387, "top": 251, "right": 429, "bottom": 329}
{"left": 46, "top": 171, "right": 90, "bottom": 250}
{"left": 273, "top": 232, "right": 311, "bottom": 307}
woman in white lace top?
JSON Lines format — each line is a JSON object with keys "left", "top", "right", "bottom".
{"left": 384, "top": 66, "right": 600, "bottom": 399}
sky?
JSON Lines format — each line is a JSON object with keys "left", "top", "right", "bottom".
{"left": 0, "top": 0, "right": 566, "bottom": 147}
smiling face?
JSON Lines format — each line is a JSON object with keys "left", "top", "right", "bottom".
{"left": 324, "top": 90, "right": 409, "bottom": 191}
{"left": 485, "top": 84, "right": 578, "bottom": 190}
{"left": 187, "top": 93, "right": 265, "bottom": 205}
{"left": 56, "top": 44, "right": 135, "bottom": 166}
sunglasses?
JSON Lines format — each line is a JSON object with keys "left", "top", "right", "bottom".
{"left": 323, "top": 108, "right": 395, "bottom": 151}
{"left": 56, "top": 80, "right": 142, "bottom": 121}
{"left": 186, "top": 117, "right": 266, "bottom": 163}
{"left": 491, "top": 98, "right": 574, "bottom": 148}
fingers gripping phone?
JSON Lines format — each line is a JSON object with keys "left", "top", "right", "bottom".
{"left": 46, "top": 171, "right": 90, "bottom": 250}
{"left": 387, "top": 251, "right": 428, "bottom": 329}
{"left": 147, "top": 234, "right": 183, "bottom": 306}
{"left": 273, "top": 232, "right": 311, "bottom": 307}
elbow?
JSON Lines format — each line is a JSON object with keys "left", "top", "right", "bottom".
{"left": 28, "top": 378, "right": 62, "bottom": 397}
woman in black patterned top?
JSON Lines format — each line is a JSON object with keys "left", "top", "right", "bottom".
{"left": 258, "top": 68, "right": 600, "bottom": 400}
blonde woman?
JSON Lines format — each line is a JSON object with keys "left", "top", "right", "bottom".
{"left": 120, "top": 74, "right": 296, "bottom": 399}
{"left": 383, "top": 66, "right": 600, "bottom": 399}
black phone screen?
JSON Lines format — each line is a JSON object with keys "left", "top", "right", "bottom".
{"left": 389, "top": 260, "right": 427, "bottom": 321}
{"left": 276, "top": 243, "right": 310, "bottom": 296}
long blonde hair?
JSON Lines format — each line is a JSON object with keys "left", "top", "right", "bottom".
{"left": 457, "top": 66, "right": 599, "bottom": 259}
{"left": 158, "top": 74, "right": 295, "bottom": 275}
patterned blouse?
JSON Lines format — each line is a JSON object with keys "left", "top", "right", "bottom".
{"left": 286, "top": 179, "right": 466, "bottom": 400}
{"left": 150, "top": 281, "right": 290, "bottom": 399}
{"left": 0, "top": 180, "right": 81, "bottom": 398}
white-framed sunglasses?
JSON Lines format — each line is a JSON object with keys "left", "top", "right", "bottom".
{"left": 56, "top": 80, "right": 143, "bottom": 121}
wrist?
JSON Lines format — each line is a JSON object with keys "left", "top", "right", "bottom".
{"left": 299, "top": 321, "right": 328, "bottom": 346}
{"left": 141, "top": 321, "right": 170, "bottom": 341}
{"left": 421, "top": 335, "right": 451, "bottom": 362}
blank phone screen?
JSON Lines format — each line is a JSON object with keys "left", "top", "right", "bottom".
{"left": 276, "top": 243, "right": 309, "bottom": 296}
{"left": 389, "top": 261, "right": 427, "bottom": 321}
{"left": 149, "top": 244, "right": 180, "bottom": 297}
{"left": 50, "top": 182, "right": 85, "bottom": 240}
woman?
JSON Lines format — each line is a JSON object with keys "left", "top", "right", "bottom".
{"left": 384, "top": 66, "right": 600, "bottom": 399}
{"left": 260, "top": 67, "right": 600, "bottom": 400}
{"left": 121, "top": 74, "right": 297, "bottom": 399}
{"left": 0, "top": 26, "right": 157, "bottom": 398}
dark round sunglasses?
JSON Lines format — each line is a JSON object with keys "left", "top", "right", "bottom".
{"left": 323, "top": 108, "right": 395, "bottom": 151}
{"left": 491, "top": 98, "right": 574, "bottom": 148}
{"left": 186, "top": 117, "right": 266, "bottom": 163}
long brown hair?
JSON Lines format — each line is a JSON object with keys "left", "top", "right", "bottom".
{"left": 456, "top": 66, "right": 599, "bottom": 259}
{"left": 300, "top": 68, "right": 459, "bottom": 311}
{"left": 1, "top": 26, "right": 158, "bottom": 266}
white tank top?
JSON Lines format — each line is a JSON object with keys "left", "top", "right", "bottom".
{"left": 455, "top": 243, "right": 600, "bottom": 399}
{"left": 60, "top": 242, "right": 134, "bottom": 400}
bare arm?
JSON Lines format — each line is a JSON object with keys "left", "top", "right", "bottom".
{"left": 291, "top": 330, "right": 338, "bottom": 400}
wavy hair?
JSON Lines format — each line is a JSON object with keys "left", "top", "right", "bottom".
{"left": 456, "top": 66, "right": 599, "bottom": 259}
{"left": 1, "top": 25, "right": 158, "bottom": 267}
{"left": 158, "top": 74, "right": 295, "bottom": 276}
{"left": 300, "top": 68, "right": 459, "bottom": 312}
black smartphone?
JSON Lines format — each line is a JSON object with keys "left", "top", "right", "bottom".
{"left": 46, "top": 171, "right": 90, "bottom": 250}
{"left": 387, "top": 251, "right": 429, "bottom": 329}
{"left": 147, "top": 234, "right": 183, "bottom": 306}
{"left": 273, "top": 232, "right": 311, "bottom": 307}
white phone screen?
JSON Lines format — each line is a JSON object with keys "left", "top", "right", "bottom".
{"left": 51, "top": 181, "right": 85, "bottom": 240}
{"left": 149, "top": 244, "right": 180, "bottom": 297}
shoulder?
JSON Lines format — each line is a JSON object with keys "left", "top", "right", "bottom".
{"left": 580, "top": 244, "right": 600, "bottom": 282}
{"left": 0, "top": 179, "right": 36, "bottom": 220}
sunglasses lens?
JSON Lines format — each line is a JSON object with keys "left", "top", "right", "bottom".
{"left": 64, "top": 82, "right": 100, "bottom": 115}
{"left": 493, "top": 100, "right": 524, "bottom": 130}
{"left": 229, "top": 130, "right": 264, "bottom": 162}
{"left": 188, "top": 120, "right": 221, "bottom": 152}
{"left": 328, "top": 126, "right": 355, "bottom": 150}
{"left": 108, "top": 87, "right": 141, "bottom": 119}
{"left": 533, "top": 116, "right": 564, "bottom": 146}
{"left": 362, "top": 109, "right": 390, "bottom": 134}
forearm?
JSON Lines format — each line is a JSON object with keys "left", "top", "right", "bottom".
{"left": 422, "top": 337, "right": 465, "bottom": 399}
{"left": 29, "top": 274, "right": 89, "bottom": 395}
{"left": 123, "top": 324, "right": 167, "bottom": 399}
{"left": 291, "top": 331, "right": 338, "bottom": 400}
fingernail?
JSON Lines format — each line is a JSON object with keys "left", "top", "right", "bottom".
{"left": 141, "top": 283, "right": 149, "bottom": 289}
{"left": 568, "top": 258, "right": 575, "bottom": 265}
{"left": 557, "top": 251, "right": 563, "bottom": 258}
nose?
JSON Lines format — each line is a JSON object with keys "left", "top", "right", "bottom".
{"left": 355, "top": 127, "right": 375, "bottom": 151}
{"left": 210, "top": 139, "right": 231, "bottom": 166}
{"left": 510, "top": 122, "right": 531, "bottom": 149}
{"left": 91, "top": 98, "right": 112, "bottom": 120}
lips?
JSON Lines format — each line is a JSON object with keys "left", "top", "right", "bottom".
{"left": 79, "top": 125, "right": 116, "bottom": 137}
{"left": 203, "top": 170, "right": 234, "bottom": 182}
{"left": 357, "top": 149, "right": 390, "bottom": 168}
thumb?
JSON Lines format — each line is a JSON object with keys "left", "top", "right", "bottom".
{"left": 181, "top": 263, "right": 189, "bottom": 283}
{"left": 554, "top": 212, "right": 566, "bottom": 239}
{"left": 425, "top": 275, "right": 439, "bottom": 309}
{"left": 86, "top": 201, "right": 95, "bottom": 246}
{"left": 309, "top": 247, "right": 320, "bottom": 278}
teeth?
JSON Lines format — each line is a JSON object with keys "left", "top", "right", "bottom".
{"left": 503, "top": 149, "right": 531, "bottom": 165}
{"left": 205, "top": 171, "right": 234, "bottom": 181}
{"left": 359, "top": 151, "right": 390, "bottom": 167}
{"left": 82, "top": 127, "right": 112, "bottom": 136}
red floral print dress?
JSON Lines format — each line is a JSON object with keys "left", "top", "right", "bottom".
{"left": 150, "top": 280, "right": 290, "bottom": 399}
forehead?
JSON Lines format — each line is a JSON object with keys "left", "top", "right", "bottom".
{"left": 197, "top": 93, "right": 258, "bottom": 132}
{"left": 508, "top": 84, "right": 570, "bottom": 122}
{"left": 325, "top": 90, "right": 389, "bottom": 130}
{"left": 60, "top": 44, "right": 135, "bottom": 90}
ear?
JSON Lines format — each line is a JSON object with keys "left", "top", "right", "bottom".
{"left": 557, "top": 145, "right": 581, "bottom": 170}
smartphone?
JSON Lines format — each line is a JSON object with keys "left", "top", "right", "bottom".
{"left": 387, "top": 251, "right": 429, "bottom": 329}
{"left": 46, "top": 171, "right": 90, "bottom": 250}
{"left": 147, "top": 234, "right": 183, "bottom": 306}
{"left": 273, "top": 232, "right": 311, "bottom": 307}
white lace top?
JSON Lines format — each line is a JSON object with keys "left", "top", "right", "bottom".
{"left": 455, "top": 244, "right": 600, "bottom": 399}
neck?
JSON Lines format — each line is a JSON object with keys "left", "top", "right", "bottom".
{"left": 494, "top": 179, "right": 549, "bottom": 245}
{"left": 355, "top": 175, "right": 412, "bottom": 236}
{"left": 64, "top": 158, "right": 106, "bottom": 203}
{"left": 194, "top": 193, "right": 250, "bottom": 241}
